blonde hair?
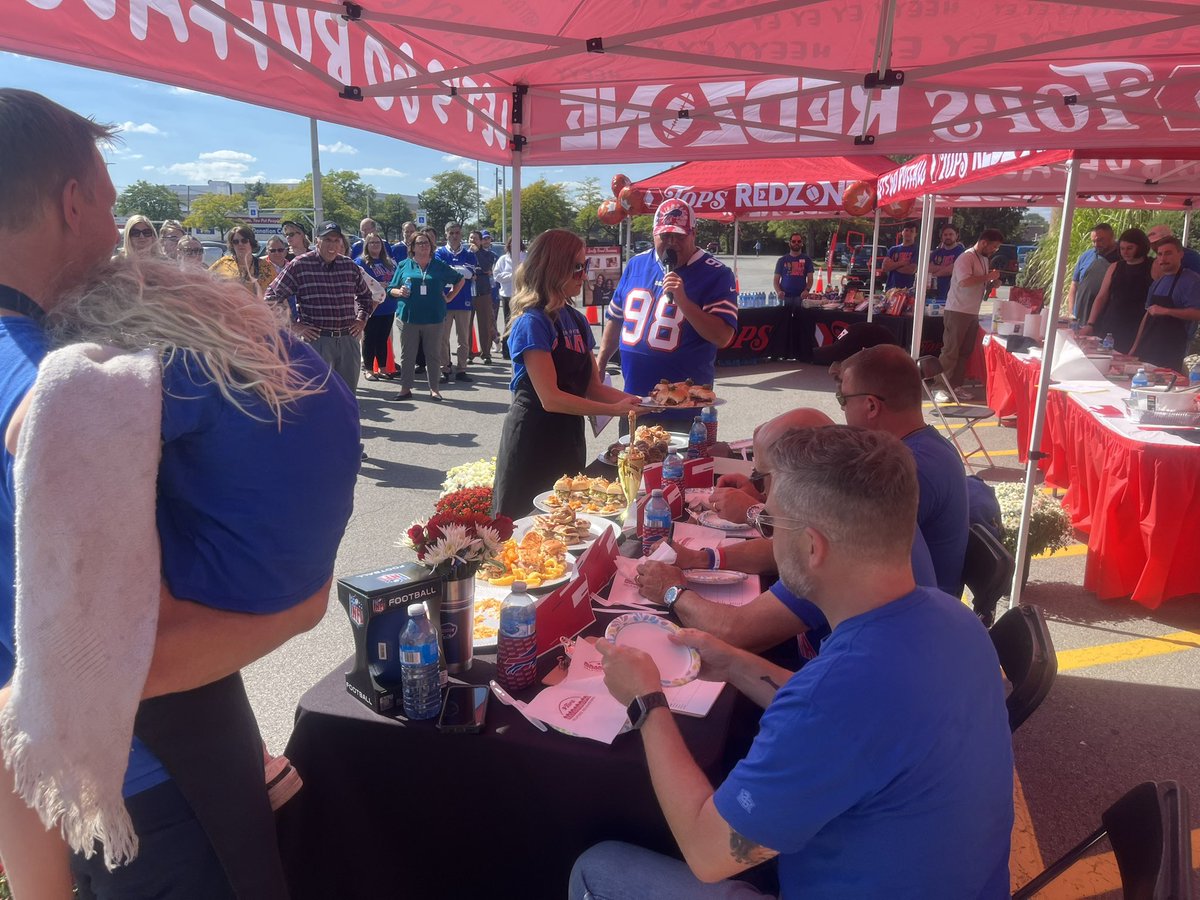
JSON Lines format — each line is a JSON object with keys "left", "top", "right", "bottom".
{"left": 118, "top": 215, "right": 162, "bottom": 259}
{"left": 49, "top": 257, "right": 325, "bottom": 424}
{"left": 506, "top": 229, "right": 584, "bottom": 334}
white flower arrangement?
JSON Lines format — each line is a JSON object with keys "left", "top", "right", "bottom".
{"left": 440, "top": 457, "right": 497, "bottom": 496}
{"left": 992, "top": 482, "right": 1074, "bottom": 559}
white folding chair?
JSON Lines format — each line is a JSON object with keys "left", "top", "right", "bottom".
{"left": 917, "top": 355, "right": 995, "bottom": 470}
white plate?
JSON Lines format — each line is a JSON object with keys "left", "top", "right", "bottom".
{"left": 638, "top": 396, "right": 725, "bottom": 409}
{"left": 604, "top": 613, "right": 700, "bottom": 688}
{"left": 511, "top": 513, "right": 619, "bottom": 552}
{"left": 683, "top": 569, "right": 748, "bottom": 586}
{"left": 476, "top": 553, "right": 575, "bottom": 594}
{"left": 694, "top": 509, "right": 756, "bottom": 532}
{"left": 531, "top": 490, "right": 627, "bottom": 520}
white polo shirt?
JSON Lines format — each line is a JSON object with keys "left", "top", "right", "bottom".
{"left": 944, "top": 247, "right": 990, "bottom": 315}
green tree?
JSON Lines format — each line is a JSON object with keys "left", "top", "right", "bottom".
{"left": 115, "top": 180, "right": 181, "bottom": 221}
{"left": 1017, "top": 211, "right": 1049, "bottom": 242}
{"left": 951, "top": 207, "right": 1024, "bottom": 244}
{"left": 483, "top": 179, "right": 575, "bottom": 241}
{"left": 243, "top": 180, "right": 270, "bottom": 204}
{"left": 182, "top": 193, "right": 244, "bottom": 232}
{"left": 261, "top": 176, "right": 358, "bottom": 233}
{"left": 327, "top": 170, "right": 375, "bottom": 222}
{"left": 374, "top": 194, "right": 415, "bottom": 242}
{"left": 573, "top": 178, "right": 621, "bottom": 242}
{"left": 418, "top": 171, "right": 478, "bottom": 232}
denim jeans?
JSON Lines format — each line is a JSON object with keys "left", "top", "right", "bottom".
{"left": 569, "top": 841, "right": 771, "bottom": 900}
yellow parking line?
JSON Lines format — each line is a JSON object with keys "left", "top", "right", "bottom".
{"left": 1009, "top": 771, "right": 1044, "bottom": 893}
{"left": 1033, "top": 543, "right": 1087, "bottom": 560}
{"left": 1056, "top": 630, "right": 1200, "bottom": 673}
{"left": 1022, "top": 828, "right": 1200, "bottom": 898}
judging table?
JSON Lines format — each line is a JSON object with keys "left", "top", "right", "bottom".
{"left": 984, "top": 334, "right": 1200, "bottom": 607}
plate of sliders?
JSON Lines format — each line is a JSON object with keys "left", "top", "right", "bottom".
{"left": 511, "top": 507, "right": 619, "bottom": 552}
{"left": 638, "top": 378, "right": 721, "bottom": 409}
{"left": 533, "top": 474, "right": 627, "bottom": 518}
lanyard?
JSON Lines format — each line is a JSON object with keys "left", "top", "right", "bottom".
{"left": 0, "top": 285, "right": 47, "bottom": 327}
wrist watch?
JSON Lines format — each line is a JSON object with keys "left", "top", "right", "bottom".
{"left": 626, "top": 691, "right": 669, "bottom": 729}
{"left": 663, "top": 584, "right": 687, "bottom": 616}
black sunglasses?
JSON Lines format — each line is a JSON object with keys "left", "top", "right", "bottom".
{"left": 267, "top": 247, "right": 287, "bottom": 253}
{"left": 834, "top": 390, "right": 883, "bottom": 409}
{"left": 129, "top": 228, "right": 154, "bottom": 238}
{"left": 572, "top": 259, "right": 592, "bottom": 275}
{"left": 751, "top": 508, "right": 807, "bottom": 539}
{"left": 182, "top": 248, "right": 204, "bottom": 256}
{"left": 230, "top": 237, "right": 251, "bottom": 245}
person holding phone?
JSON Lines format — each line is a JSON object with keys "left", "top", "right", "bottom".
{"left": 938, "top": 228, "right": 1005, "bottom": 402}
{"left": 388, "top": 231, "right": 464, "bottom": 402}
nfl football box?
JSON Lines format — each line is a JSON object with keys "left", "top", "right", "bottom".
{"left": 337, "top": 562, "right": 446, "bottom": 716}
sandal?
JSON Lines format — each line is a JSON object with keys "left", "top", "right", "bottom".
{"left": 363, "top": 371, "right": 379, "bottom": 382}
{"left": 393, "top": 390, "right": 413, "bottom": 401}
{"left": 429, "top": 391, "right": 444, "bottom": 402}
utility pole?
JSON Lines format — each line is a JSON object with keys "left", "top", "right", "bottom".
{"left": 309, "top": 118, "right": 324, "bottom": 226}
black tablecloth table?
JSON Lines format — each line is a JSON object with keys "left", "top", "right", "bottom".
{"left": 277, "top": 647, "right": 740, "bottom": 899}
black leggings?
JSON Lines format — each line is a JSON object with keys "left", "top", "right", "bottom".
{"left": 362, "top": 314, "right": 394, "bottom": 371}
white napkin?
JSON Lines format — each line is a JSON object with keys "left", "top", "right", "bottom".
{"left": 523, "top": 639, "right": 628, "bottom": 743}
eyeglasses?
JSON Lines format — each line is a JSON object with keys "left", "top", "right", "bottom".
{"left": 572, "top": 259, "right": 592, "bottom": 276}
{"left": 182, "top": 248, "right": 204, "bottom": 256}
{"left": 230, "top": 237, "right": 251, "bottom": 245}
{"left": 162, "top": 235, "right": 181, "bottom": 243}
{"left": 750, "top": 508, "right": 808, "bottom": 539}
{"left": 129, "top": 228, "right": 154, "bottom": 238}
{"left": 834, "top": 390, "right": 883, "bottom": 409}
{"left": 267, "top": 247, "right": 287, "bottom": 254}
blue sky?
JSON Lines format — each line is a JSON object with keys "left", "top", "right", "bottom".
{"left": 0, "top": 52, "right": 670, "bottom": 203}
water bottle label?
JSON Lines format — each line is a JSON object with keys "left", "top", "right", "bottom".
{"left": 400, "top": 644, "right": 438, "bottom": 665}
{"left": 500, "top": 621, "right": 534, "bottom": 639}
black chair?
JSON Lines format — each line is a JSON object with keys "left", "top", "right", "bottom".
{"left": 916, "top": 355, "right": 996, "bottom": 469}
{"left": 963, "top": 522, "right": 1014, "bottom": 627}
{"left": 1013, "top": 781, "right": 1193, "bottom": 900}
{"left": 989, "top": 604, "right": 1056, "bottom": 732}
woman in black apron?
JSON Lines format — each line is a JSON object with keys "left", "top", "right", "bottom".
{"left": 1081, "top": 228, "right": 1152, "bottom": 355}
{"left": 1136, "top": 273, "right": 1190, "bottom": 373}
{"left": 492, "top": 230, "right": 641, "bottom": 519}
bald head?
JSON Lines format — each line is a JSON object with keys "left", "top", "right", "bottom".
{"left": 755, "top": 408, "right": 835, "bottom": 469}
{"left": 841, "top": 344, "right": 923, "bottom": 411}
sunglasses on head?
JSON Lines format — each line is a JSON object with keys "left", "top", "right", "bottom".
{"left": 129, "top": 228, "right": 154, "bottom": 238}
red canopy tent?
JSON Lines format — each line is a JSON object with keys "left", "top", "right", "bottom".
{"left": 631, "top": 157, "right": 894, "bottom": 222}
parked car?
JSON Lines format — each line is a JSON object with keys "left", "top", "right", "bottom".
{"left": 847, "top": 246, "right": 886, "bottom": 284}
{"left": 633, "top": 240, "right": 652, "bottom": 254}
{"left": 201, "top": 241, "right": 226, "bottom": 267}
{"left": 705, "top": 241, "right": 720, "bottom": 253}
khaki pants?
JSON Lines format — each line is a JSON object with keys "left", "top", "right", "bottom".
{"left": 939, "top": 310, "right": 979, "bottom": 388}
{"left": 441, "top": 309, "right": 472, "bottom": 373}
{"left": 472, "top": 294, "right": 495, "bottom": 359}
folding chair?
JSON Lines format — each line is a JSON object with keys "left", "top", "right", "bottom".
{"left": 1013, "top": 781, "right": 1193, "bottom": 900}
{"left": 962, "top": 523, "right": 1014, "bottom": 627}
{"left": 989, "top": 604, "right": 1056, "bottom": 733}
{"left": 916, "top": 355, "right": 995, "bottom": 469}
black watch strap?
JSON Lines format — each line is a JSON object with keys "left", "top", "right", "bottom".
{"left": 626, "top": 691, "right": 669, "bottom": 729}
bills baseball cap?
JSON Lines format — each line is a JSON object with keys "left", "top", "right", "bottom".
{"left": 317, "top": 221, "right": 343, "bottom": 238}
{"left": 812, "top": 322, "right": 899, "bottom": 365}
{"left": 653, "top": 198, "right": 695, "bottom": 236}
{"left": 480, "top": 230, "right": 492, "bottom": 239}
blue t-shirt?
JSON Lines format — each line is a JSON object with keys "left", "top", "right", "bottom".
{"left": 508, "top": 306, "right": 595, "bottom": 393}
{"left": 607, "top": 249, "right": 738, "bottom": 397}
{"left": 713, "top": 586, "right": 1013, "bottom": 900}
{"left": 1182, "top": 246, "right": 1200, "bottom": 275}
{"left": 1147, "top": 268, "right": 1200, "bottom": 341}
{"left": 884, "top": 243, "right": 918, "bottom": 290}
{"left": 391, "top": 243, "right": 408, "bottom": 263}
{"left": 357, "top": 257, "right": 398, "bottom": 317}
{"left": 930, "top": 243, "right": 965, "bottom": 300}
{"left": 774, "top": 253, "right": 814, "bottom": 296}
{"left": 770, "top": 528, "right": 937, "bottom": 658}
{"left": 351, "top": 240, "right": 405, "bottom": 263}
{"left": 903, "top": 426, "right": 968, "bottom": 596}
{"left": 434, "top": 244, "right": 479, "bottom": 308}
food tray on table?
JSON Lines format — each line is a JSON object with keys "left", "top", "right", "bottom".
{"left": 599, "top": 427, "right": 690, "bottom": 465}
{"left": 639, "top": 379, "right": 722, "bottom": 409}
{"left": 1122, "top": 398, "right": 1200, "bottom": 427}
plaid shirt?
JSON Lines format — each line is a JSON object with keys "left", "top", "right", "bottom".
{"left": 264, "top": 250, "right": 372, "bottom": 329}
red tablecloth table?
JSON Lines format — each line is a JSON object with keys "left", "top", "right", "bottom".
{"left": 984, "top": 335, "right": 1200, "bottom": 608}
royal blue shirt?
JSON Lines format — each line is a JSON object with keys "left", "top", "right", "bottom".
{"left": 357, "top": 257, "right": 398, "bottom": 317}
{"left": 774, "top": 253, "right": 814, "bottom": 296}
{"left": 508, "top": 306, "right": 595, "bottom": 393}
{"left": 606, "top": 249, "right": 738, "bottom": 397}
{"left": 930, "top": 243, "right": 965, "bottom": 300}
{"left": 434, "top": 244, "right": 479, "bottom": 308}
{"left": 1146, "top": 268, "right": 1200, "bottom": 341}
{"left": 714, "top": 586, "right": 1013, "bottom": 900}
{"left": 903, "top": 426, "right": 969, "bottom": 596}
{"left": 884, "top": 242, "right": 918, "bottom": 290}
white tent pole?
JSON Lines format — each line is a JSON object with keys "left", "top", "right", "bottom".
{"left": 909, "top": 195, "right": 935, "bottom": 358}
{"left": 867, "top": 206, "right": 882, "bottom": 321}
{"left": 733, "top": 221, "right": 740, "bottom": 284}
{"left": 1009, "top": 156, "right": 1081, "bottom": 608}
{"left": 1183, "top": 208, "right": 1193, "bottom": 246}
{"left": 510, "top": 155, "right": 522, "bottom": 251}
{"left": 309, "top": 118, "right": 323, "bottom": 226}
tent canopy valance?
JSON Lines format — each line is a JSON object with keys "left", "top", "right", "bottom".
{"left": 631, "top": 156, "right": 894, "bottom": 221}
{"left": 9, "top": 2, "right": 1200, "bottom": 165}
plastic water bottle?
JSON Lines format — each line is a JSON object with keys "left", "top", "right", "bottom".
{"left": 687, "top": 416, "right": 707, "bottom": 460}
{"left": 1190, "top": 362, "right": 1200, "bottom": 387}
{"left": 662, "top": 451, "right": 684, "bottom": 492}
{"left": 496, "top": 581, "right": 537, "bottom": 691}
{"left": 642, "top": 489, "right": 673, "bottom": 557}
{"left": 1131, "top": 367, "right": 1149, "bottom": 390}
{"left": 399, "top": 603, "right": 441, "bottom": 719}
{"left": 1101, "top": 332, "right": 1115, "bottom": 352}
{"left": 701, "top": 405, "right": 718, "bottom": 451}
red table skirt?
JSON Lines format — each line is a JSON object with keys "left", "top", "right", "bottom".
{"left": 984, "top": 336, "right": 1200, "bottom": 608}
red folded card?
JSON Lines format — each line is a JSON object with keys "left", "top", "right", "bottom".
{"left": 535, "top": 575, "right": 595, "bottom": 658}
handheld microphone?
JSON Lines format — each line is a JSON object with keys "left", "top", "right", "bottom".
{"left": 661, "top": 248, "right": 678, "bottom": 302}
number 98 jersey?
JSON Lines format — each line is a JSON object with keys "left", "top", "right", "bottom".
{"left": 606, "top": 249, "right": 738, "bottom": 397}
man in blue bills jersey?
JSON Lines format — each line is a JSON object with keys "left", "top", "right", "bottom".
{"left": 596, "top": 199, "right": 737, "bottom": 423}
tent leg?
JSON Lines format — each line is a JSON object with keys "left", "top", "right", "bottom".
{"left": 309, "top": 118, "right": 323, "bottom": 227}
{"left": 867, "top": 207, "right": 881, "bottom": 321}
{"left": 1183, "top": 209, "right": 1193, "bottom": 247}
{"left": 510, "top": 151, "right": 522, "bottom": 252}
{"left": 909, "top": 194, "right": 935, "bottom": 359}
{"left": 1009, "top": 157, "right": 1081, "bottom": 608}
{"left": 733, "top": 221, "right": 740, "bottom": 285}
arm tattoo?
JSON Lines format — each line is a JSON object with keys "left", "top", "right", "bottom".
{"left": 729, "top": 829, "right": 776, "bottom": 866}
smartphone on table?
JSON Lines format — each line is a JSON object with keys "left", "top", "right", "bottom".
{"left": 436, "top": 684, "right": 489, "bottom": 734}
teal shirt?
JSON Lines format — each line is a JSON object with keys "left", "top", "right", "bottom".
{"left": 389, "top": 258, "right": 462, "bottom": 324}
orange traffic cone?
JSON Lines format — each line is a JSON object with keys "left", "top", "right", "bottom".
{"left": 814, "top": 276, "right": 824, "bottom": 293}
{"left": 989, "top": 284, "right": 998, "bottom": 298}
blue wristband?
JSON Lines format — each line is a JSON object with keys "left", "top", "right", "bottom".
{"left": 704, "top": 547, "right": 719, "bottom": 570}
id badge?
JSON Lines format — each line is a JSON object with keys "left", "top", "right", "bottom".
{"left": 419, "top": 284, "right": 427, "bottom": 295}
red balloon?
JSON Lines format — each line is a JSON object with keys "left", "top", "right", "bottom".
{"left": 881, "top": 198, "right": 915, "bottom": 219}
{"left": 842, "top": 180, "right": 876, "bottom": 217}
{"left": 611, "top": 173, "right": 631, "bottom": 198}
{"left": 597, "top": 199, "right": 626, "bottom": 225}
{"left": 618, "top": 185, "right": 646, "bottom": 215}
